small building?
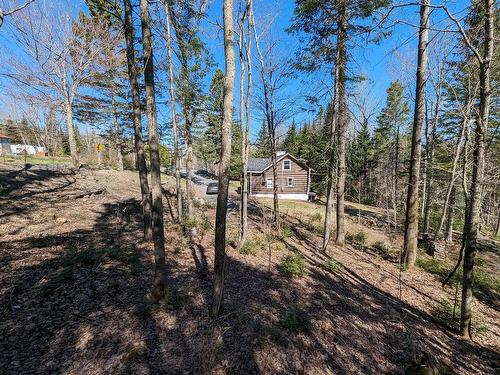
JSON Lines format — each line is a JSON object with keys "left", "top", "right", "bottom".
{"left": 10, "top": 144, "right": 46, "bottom": 156}
{"left": 247, "top": 151, "right": 312, "bottom": 201}
{"left": 0, "top": 134, "right": 15, "bottom": 155}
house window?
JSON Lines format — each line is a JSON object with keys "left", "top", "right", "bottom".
{"left": 266, "top": 178, "right": 273, "bottom": 189}
{"left": 283, "top": 160, "right": 291, "bottom": 170}
{"left": 287, "top": 177, "right": 294, "bottom": 187}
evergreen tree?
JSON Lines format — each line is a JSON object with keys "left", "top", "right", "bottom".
{"left": 282, "top": 120, "right": 299, "bottom": 155}
{"left": 372, "top": 80, "right": 409, "bottom": 208}
{"left": 197, "top": 69, "right": 224, "bottom": 166}
{"left": 253, "top": 120, "right": 271, "bottom": 157}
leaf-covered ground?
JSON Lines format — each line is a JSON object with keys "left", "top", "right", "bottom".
{"left": 1, "top": 165, "right": 498, "bottom": 374}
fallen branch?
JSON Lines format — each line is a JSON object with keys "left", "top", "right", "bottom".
{"left": 58, "top": 187, "right": 106, "bottom": 200}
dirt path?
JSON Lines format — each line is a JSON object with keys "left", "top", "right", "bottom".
{"left": 1, "top": 167, "right": 498, "bottom": 374}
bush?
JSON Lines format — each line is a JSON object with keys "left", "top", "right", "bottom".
{"left": 430, "top": 298, "right": 485, "bottom": 334}
{"left": 310, "top": 212, "right": 322, "bottom": 222}
{"left": 372, "top": 241, "right": 398, "bottom": 260}
{"left": 240, "top": 238, "right": 260, "bottom": 255}
{"left": 280, "top": 226, "right": 293, "bottom": 240}
{"left": 280, "top": 307, "right": 311, "bottom": 333}
{"left": 353, "top": 230, "right": 367, "bottom": 244}
{"left": 184, "top": 217, "right": 198, "bottom": 230}
{"left": 199, "top": 214, "right": 211, "bottom": 232}
{"left": 184, "top": 215, "right": 211, "bottom": 234}
{"left": 326, "top": 257, "right": 344, "bottom": 274}
{"left": 162, "top": 287, "right": 188, "bottom": 310}
{"left": 347, "top": 230, "right": 367, "bottom": 250}
{"left": 278, "top": 253, "right": 306, "bottom": 277}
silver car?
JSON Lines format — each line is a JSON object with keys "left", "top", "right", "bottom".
{"left": 206, "top": 182, "right": 218, "bottom": 194}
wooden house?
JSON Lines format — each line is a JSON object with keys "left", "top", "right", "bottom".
{"left": 247, "top": 151, "right": 312, "bottom": 201}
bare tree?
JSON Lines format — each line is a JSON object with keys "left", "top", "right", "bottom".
{"left": 0, "top": 0, "right": 35, "bottom": 28}
{"left": 2, "top": 3, "right": 119, "bottom": 167}
{"left": 459, "top": 0, "right": 494, "bottom": 338}
{"left": 237, "top": 0, "right": 252, "bottom": 247}
{"left": 166, "top": 0, "right": 209, "bottom": 222}
{"left": 211, "top": 0, "right": 235, "bottom": 318}
{"left": 252, "top": 15, "right": 295, "bottom": 230}
{"left": 139, "top": 0, "right": 168, "bottom": 297}
{"left": 434, "top": 75, "right": 479, "bottom": 240}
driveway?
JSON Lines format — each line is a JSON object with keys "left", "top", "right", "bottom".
{"left": 181, "top": 170, "right": 237, "bottom": 208}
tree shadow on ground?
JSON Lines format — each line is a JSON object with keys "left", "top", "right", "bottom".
{"left": 1, "top": 184, "right": 499, "bottom": 374}
{"left": 0, "top": 166, "right": 77, "bottom": 221}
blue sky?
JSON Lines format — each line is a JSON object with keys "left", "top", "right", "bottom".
{"left": 0, "top": 0, "right": 470, "bottom": 143}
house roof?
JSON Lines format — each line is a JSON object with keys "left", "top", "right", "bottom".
{"left": 248, "top": 158, "right": 272, "bottom": 172}
{"left": 247, "top": 152, "right": 311, "bottom": 173}
{"left": 0, "top": 134, "right": 14, "bottom": 140}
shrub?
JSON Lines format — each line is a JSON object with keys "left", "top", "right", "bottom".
{"left": 352, "top": 230, "right": 367, "bottom": 244}
{"left": 199, "top": 214, "right": 211, "bottom": 232}
{"left": 240, "top": 238, "right": 260, "bottom": 255}
{"left": 184, "top": 217, "right": 198, "bottom": 230}
{"left": 278, "top": 253, "right": 306, "bottom": 277}
{"left": 372, "top": 241, "right": 398, "bottom": 260}
{"left": 430, "top": 298, "right": 485, "bottom": 334}
{"left": 347, "top": 230, "right": 367, "bottom": 250}
{"left": 162, "top": 287, "right": 188, "bottom": 310}
{"left": 326, "top": 257, "right": 344, "bottom": 274}
{"left": 310, "top": 212, "right": 322, "bottom": 222}
{"left": 280, "top": 307, "right": 311, "bottom": 333}
{"left": 280, "top": 226, "right": 293, "bottom": 240}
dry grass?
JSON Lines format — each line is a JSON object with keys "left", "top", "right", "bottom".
{"left": 1, "top": 166, "right": 498, "bottom": 374}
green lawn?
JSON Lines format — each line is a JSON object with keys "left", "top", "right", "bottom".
{"left": 1, "top": 155, "right": 72, "bottom": 165}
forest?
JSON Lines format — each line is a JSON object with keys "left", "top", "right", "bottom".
{"left": 0, "top": 0, "right": 498, "bottom": 374}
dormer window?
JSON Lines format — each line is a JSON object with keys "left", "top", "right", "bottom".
{"left": 283, "top": 160, "right": 291, "bottom": 170}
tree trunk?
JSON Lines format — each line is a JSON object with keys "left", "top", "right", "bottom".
{"left": 460, "top": 0, "right": 494, "bottom": 337}
{"left": 123, "top": 0, "right": 152, "bottom": 240}
{"left": 238, "top": 1, "right": 251, "bottom": 247}
{"left": 63, "top": 96, "right": 79, "bottom": 168}
{"left": 185, "top": 136, "right": 194, "bottom": 219}
{"left": 403, "top": 0, "right": 429, "bottom": 268}
{"left": 111, "top": 89, "right": 124, "bottom": 171}
{"left": 211, "top": 0, "right": 235, "bottom": 318}
{"left": 335, "top": 0, "right": 348, "bottom": 247}
{"left": 422, "top": 103, "right": 433, "bottom": 234}
{"left": 164, "top": 1, "right": 183, "bottom": 223}
{"left": 434, "top": 118, "right": 468, "bottom": 240}
{"left": 322, "top": 45, "right": 340, "bottom": 252}
{"left": 271, "top": 148, "right": 280, "bottom": 229}
{"left": 495, "top": 205, "right": 500, "bottom": 237}
{"left": 139, "top": 0, "right": 168, "bottom": 297}
{"left": 394, "top": 121, "right": 400, "bottom": 214}
{"left": 250, "top": 6, "right": 279, "bottom": 228}
{"left": 445, "top": 185, "right": 456, "bottom": 242}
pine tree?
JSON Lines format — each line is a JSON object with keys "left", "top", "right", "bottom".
{"left": 253, "top": 120, "right": 271, "bottom": 157}
{"left": 283, "top": 120, "right": 299, "bottom": 155}
{"left": 289, "top": 0, "right": 390, "bottom": 250}
{"left": 372, "top": 80, "right": 409, "bottom": 208}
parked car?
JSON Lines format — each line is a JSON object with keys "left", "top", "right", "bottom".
{"left": 206, "top": 182, "right": 218, "bottom": 194}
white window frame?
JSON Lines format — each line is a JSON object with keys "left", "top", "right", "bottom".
{"left": 287, "top": 177, "right": 294, "bottom": 187}
{"left": 266, "top": 178, "right": 273, "bottom": 189}
{"left": 283, "top": 159, "right": 291, "bottom": 170}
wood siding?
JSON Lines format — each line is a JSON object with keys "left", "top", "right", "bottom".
{"left": 249, "top": 156, "right": 309, "bottom": 195}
